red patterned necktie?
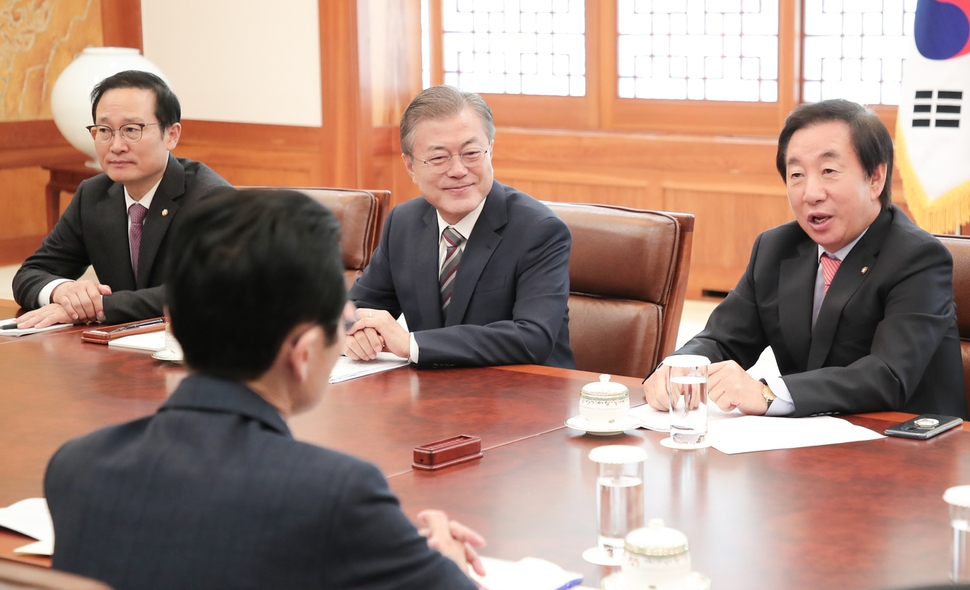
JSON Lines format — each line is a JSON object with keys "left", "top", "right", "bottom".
{"left": 439, "top": 227, "right": 465, "bottom": 314}
{"left": 820, "top": 253, "right": 842, "bottom": 294}
{"left": 129, "top": 203, "right": 148, "bottom": 278}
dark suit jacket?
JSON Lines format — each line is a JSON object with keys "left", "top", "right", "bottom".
{"left": 13, "top": 155, "right": 229, "bottom": 324}
{"left": 45, "top": 375, "right": 475, "bottom": 590}
{"left": 678, "top": 206, "right": 968, "bottom": 418}
{"left": 349, "top": 180, "right": 575, "bottom": 369}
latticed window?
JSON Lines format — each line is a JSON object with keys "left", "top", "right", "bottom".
{"left": 617, "top": 0, "right": 778, "bottom": 102}
{"left": 436, "top": 0, "right": 587, "bottom": 97}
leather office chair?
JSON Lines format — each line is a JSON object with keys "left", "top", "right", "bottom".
{"left": 242, "top": 187, "right": 390, "bottom": 288}
{"left": 936, "top": 233, "right": 970, "bottom": 410}
{"left": 0, "top": 557, "right": 111, "bottom": 590}
{"left": 546, "top": 202, "right": 694, "bottom": 379}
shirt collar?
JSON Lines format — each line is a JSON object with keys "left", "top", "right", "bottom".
{"left": 124, "top": 176, "right": 163, "bottom": 212}
{"left": 817, "top": 227, "right": 869, "bottom": 263}
{"left": 436, "top": 196, "right": 487, "bottom": 241}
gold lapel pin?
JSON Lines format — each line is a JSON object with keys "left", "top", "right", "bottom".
{"left": 861, "top": 266, "right": 869, "bottom": 274}
{"left": 161, "top": 209, "right": 169, "bottom": 217}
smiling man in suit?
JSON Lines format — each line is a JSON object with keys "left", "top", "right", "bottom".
{"left": 644, "top": 99, "right": 967, "bottom": 419}
{"left": 13, "top": 70, "right": 229, "bottom": 327}
{"left": 345, "top": 85, "right": 575, "bottom": 369}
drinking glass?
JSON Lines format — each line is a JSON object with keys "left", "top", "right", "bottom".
{"left": 583, "top": 445, "right": 647, "bottom": 566}
{"left": 945, "top": 485, "right": 970, "bottom": 582}
{"left": 665, "top": 355, "right": 710, "bottom": 445}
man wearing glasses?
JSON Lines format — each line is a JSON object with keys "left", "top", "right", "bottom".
{"left": 12, "top": 70, "right": 229, "bottom": 327}
{"left": 345, "top": 85, "right": 575, "bottom": 369}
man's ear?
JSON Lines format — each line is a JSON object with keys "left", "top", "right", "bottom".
{"left": 287, "top": 325, "right": 321, "bottom": 383}
{"left": 869, "top": 162, "right": 888, "bottom": 201}
{"left": 402, "top": 153, "right": 417, "bottom": 183}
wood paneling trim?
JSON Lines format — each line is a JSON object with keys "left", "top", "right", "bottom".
{"left": 101, "top": 0, "right": 142, "bottom": 49}
{"left": 492, "top": 127, "right": 778, "bottom": 175}
{"left": 178, "top": 120, "right": 322, "bottom": 150}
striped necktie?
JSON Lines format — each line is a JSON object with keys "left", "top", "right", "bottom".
{"left": 439, "top": 227, "right": 465, "bottom": 315}
{"left": 820, "top": 253, "right": 842, "bottom": 294}
{"left": 129, "top": 202, "right": 148, "bottom": 278}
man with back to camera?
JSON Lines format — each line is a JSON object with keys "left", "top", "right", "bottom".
{"left": 643, "top": 99, "right": 968, "bottom": 419}
{"left": 344, "top": 85, "right": 575, "bottom": 369}
{"left": 44, "top": 189, "right": 485, "bottom": 590}
{"left": 12, "top": 70, "right": 229, "bottom": 328}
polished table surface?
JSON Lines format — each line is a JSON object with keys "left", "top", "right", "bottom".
{"left": 1, "top": 311, "right": 968, "bottom": 588}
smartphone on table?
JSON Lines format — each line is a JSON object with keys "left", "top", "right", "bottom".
{"left": 884, "top": 414, "right": 963, "bottom": 439}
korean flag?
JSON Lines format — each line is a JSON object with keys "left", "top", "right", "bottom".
{"left": 896, "top": 0, "right": 970, "bottom": 233}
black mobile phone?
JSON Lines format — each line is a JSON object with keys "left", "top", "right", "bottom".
{"left": 884, "top": 414, "right": 963, "bottom": 439}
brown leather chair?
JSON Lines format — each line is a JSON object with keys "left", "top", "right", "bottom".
{"left": 242, "top": 187, "right": 390, "bottom": 288}
{"left": 0, "top": 557, "right": 111, "bottom": 590}
{"left": 546, "top": 202, "right": 694, "bottom": 379}
{"left": 936, "top": 233, "right": 970, "bottom": 409}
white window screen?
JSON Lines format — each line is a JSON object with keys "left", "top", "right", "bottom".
{"left": 439, "top": 0, "right": 586, "bottom": 96}
{"left": 803, "top": 0, "right": 917, "bottom": 105}
{"left": 617, "top": 0, "right": 779, "bottom": 102}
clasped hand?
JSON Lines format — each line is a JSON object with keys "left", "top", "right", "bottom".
{"left": 343, "top": 308, "right": 410, "bottom": 360}
{"left": 15, "top": 280, "right": 112, "bottom": 329}
{"left": 643, "top": 360, "right": 769, "bottom": 415}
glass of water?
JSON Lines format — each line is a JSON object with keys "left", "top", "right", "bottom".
{"left": 665, "top": 355, "right": 711, "bottom": 445}
{"left": 582, "top": 445, "right": 647, "bottom": 566}
{"left": 945, "top": 485, "right": 970, "bottom": 582}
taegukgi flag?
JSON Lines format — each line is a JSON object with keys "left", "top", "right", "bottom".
{"left": 896, "top": 0, "right": 970, "bottom": 233}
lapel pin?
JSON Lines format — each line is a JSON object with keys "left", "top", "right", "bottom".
{"left": 861, "top": 266, "right": 869, "bottom": 274}
{"left": 161, "top": 209, "right": 169, "bottom": 217}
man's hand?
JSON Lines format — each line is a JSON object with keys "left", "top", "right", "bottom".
{"left": 708, "top": 360, "right": 769, "bottom": 415}
{"left": 50, "top": 280, "right": 112, "bottom": 322}
{"left": 643, "top": 364, "right": 672, "bottom": 411}
{"left": 344, "top": 308, "right": 410, "bottom": 360}
{"left": 416, "top": 509, "right": 486, "bottom": 577}
{"left": 13, "top": 304, "right": 74, "bottom": 329}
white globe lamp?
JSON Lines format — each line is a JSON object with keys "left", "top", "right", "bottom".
{"left": 50, "top": 47, "right": 168, "bottom": 168}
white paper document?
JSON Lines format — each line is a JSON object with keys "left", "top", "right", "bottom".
{"left": 470, "top": 556, "right": 583, "bottom": 590}
{"left": 708, "top": 415, "right": 885, "bottom": 454}
{"left": 0, "top": 318, "right": 73, "bottom": 337}
{"left": 329, "top": 352, "right": 408, "bottom": 384}
{"left": 632, "top": 404, "right": 885, "bottom": 454}
{"left": 0, "top": 498, "right": 54, "bottom": 556}
{"left": 108, "top": 330, "right": 166, "bottom": 352}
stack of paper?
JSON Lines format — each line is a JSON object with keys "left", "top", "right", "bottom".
{"left": 470, "top": 556, "right": 583, "bottom": 590}
{"left": 0, "top": 319, "right": 73, "bottom": 338}
{"left": 0, "top": 498, "right": 54, "bottom": 556}
{"left": 329, "top": 352, "right": 408, "bottom": 383}
{"left": 108, "top": 331, "right": 166, "bottom": 352}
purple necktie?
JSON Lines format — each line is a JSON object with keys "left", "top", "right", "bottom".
{"left": 129, "top": 203, "right": 148, "bottom": 278}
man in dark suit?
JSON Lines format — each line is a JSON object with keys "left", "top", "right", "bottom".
{"left": 45, "top": 189, "right": 484, "bottom": 590}
{"left": 345, "top": 85, "right": 575, "bottom": 369}
{"left": 644, "top": 99, "right": 967, "bottom": 418}
{"left": 13, "top": 70, "right": 229, "bottom": 327}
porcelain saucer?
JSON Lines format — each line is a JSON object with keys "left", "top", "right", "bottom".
{"left": 565, "top": 414, "right": 642, "bottom": 436}
{"left": 601, "top": 570, "right": 711, "bottom": 590}
{"left": 152, "top": 349, "right": 184, "bottom": 363}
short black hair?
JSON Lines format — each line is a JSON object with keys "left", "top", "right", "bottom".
{"left": 166, "top": 189, "right": 346, "bottom": 381}
{"left": 90, "top": 70, "right": 181, "bottom": 130}
{"left": 776, "top": 99, "right": 894, "bottom": 209}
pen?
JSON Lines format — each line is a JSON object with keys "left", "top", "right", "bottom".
{"left": 109, "top": 319, "right": 165, "bottom": 334}
{"left": 0, "top": 323, "right": 19, "bottom": 330}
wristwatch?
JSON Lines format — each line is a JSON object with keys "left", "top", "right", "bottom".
{"left": 759, "top": 378, "right": 776, "bottom": 410}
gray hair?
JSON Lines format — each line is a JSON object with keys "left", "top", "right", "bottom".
{"left": 399, "top": 85, "right": 494, "bottom": 156}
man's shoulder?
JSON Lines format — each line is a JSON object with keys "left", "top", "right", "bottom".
{"left": 174, "top": 157, "right": 231, "bottom": 190}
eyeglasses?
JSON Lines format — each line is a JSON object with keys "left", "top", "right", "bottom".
{"left": 86, "top": 123, "right": 159, "bottom": 144}
{"left": 414, "top": 148, "right": 489, "bottom": 173}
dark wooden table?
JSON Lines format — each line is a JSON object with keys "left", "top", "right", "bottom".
{"left": 0, "top": 317, "right": 966, "bottom": 588}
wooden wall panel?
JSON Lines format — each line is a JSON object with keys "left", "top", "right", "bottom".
{"left": 0, "top": 167, "right": 51, "bottom": 265}
{"left": 665, "top": 187, "right": 793, "bottom": 298}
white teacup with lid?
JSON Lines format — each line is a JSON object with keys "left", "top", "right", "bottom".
{"left": 580, "top": 374, "right": 630, "bottom": 426}
{"left": 601, "top": 519, "right": 711, "bottom": 589}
